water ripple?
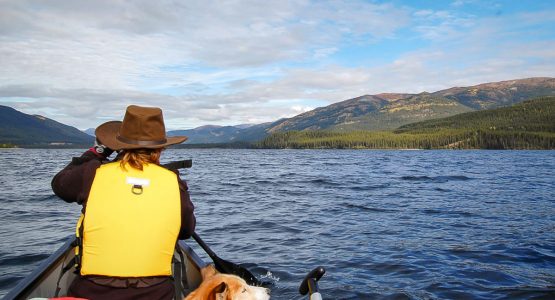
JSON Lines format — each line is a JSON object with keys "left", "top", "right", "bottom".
{"left": 1, "top": 149, "right": 554, "bottom": 299}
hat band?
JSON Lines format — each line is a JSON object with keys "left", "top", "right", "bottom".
{"left": 117, "top": 135, "right": 168, "bottom": 146}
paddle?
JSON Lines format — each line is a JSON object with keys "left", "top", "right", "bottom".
{"left": 299, "top": 266, "right": 325, "bottom": 299}
{"left": 192, "top": 232, "right": 263, "bottom": 286}
{"left": 161, "top": 160, "right": 264, "bottom": 286}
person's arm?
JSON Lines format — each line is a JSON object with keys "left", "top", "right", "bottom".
{"left": 51, "top": 147, "right": 110, "bottom": 205}
{"left": 177, "top": 175, "right": 196, "bottom": 239}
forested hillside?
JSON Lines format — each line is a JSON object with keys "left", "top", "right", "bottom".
{"left": 256, "top": 96, "right": 555, "bottom": 150}
{"left": 0, "top": 105, "right": 93, "bottom": 147}
{"left": 395, "top": 96, "right": 555, "bottom": 133}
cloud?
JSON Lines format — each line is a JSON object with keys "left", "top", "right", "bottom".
{"left": 0, "top": 0, "right": 411, "bottom": 128}
{"left": 0, "top": 1, "right": 554, "bottom": 130}
{"left": 412, "top": 8, "right": 476, "bottom": 41}
{"left": 451, "top": 0, "right": 472, "bottom": 7}
{"left": 313, "top": 47, "right": 338, "bottom": 59}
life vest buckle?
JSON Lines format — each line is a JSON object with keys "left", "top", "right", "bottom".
{"left": 132, "top": 184, "right": 143, "bottom": 195}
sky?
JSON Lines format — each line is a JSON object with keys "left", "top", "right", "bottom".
{"left": 0, "top": 0, "right": 554, "bottom": 130}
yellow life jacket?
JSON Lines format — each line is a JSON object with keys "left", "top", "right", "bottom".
{"left": 80, "top": 162, "right": 181, "bottom": 277}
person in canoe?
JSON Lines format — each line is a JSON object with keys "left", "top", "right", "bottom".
{"left": 51, "top": 105, "right": 196, "bottom": 300}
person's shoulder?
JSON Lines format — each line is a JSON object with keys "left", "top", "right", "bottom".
{"left": 97, "top": 160, "right": 121, "bottom": 171}
{"left": 153, "top": 163, "right": 180, "bottom": 177}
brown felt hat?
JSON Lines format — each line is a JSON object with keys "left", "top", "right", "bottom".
{"left": 95, "top": 105, "right": 187, "bottom": 150}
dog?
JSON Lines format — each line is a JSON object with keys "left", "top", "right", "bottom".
{"left": 184, "top": 264, "right": 270, "bottom": 300}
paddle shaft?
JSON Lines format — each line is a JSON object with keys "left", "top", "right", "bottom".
{"left": 191, "top": 232, "right": 218, "bottom": 260}
{"left": 191, "top": 232, "right": 263, "bottom": 286}
{"left": 161, "top": 157, "right": 263, "bottom": 286}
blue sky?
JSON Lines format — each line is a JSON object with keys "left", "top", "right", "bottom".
{"left": 0, "top": 0, "right": 554, "bottom": 130}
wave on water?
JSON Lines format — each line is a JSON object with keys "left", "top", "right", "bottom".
{"left": 2, "top": 149, "right": 555, "bottom": 299}
{"left": 343, "top": 203, "right": 397, "bottom": 213}
{"left": 0, "top": 253, "right": 50, "bottom": 267}
{"left": 400, "top": 175, "right": 473, "bottom": 182}
{"left": 254, "top": 180, "right": 273, "bottom": 185}
{"left": 279, "top": 172, "right": 297, "bottom": 177}
{"left": 306, "top": 178, "right": 341, "bottom": 186}
{"left": 259, "top": 271, "right": 280, "bottom": 283}
{"left": 348, "top": 183, "right": 391, "bottom": 191}
{"left": 420, "top": 209, "right": 475, "bottom": 217}
{"left": 202, "top": 220, "right": 304, "bottom": 235}
{"left": 37, "top": 194, "right": 59, "bottom": 202}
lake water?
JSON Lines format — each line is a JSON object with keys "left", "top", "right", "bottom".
{"left": 0, "top": 149, "right": 554, "bottom": 299}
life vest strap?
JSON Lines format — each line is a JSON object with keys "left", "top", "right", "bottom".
{"left": 74, "top": 214, "right": 85, "bottom": 271}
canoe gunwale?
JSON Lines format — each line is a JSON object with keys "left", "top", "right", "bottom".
{"left": 3, "top": 236, "right": 207, "bottom": 300}
{"left": 174, "top": 239, "right": 209, "bottom": 296}
{"left": 178, "top": 239, "right": 208, "bottom": 270}
{"left": 2, "top": 235, "right": 76, "bottom": 300}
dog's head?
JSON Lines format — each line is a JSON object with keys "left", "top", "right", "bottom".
{"left": 185, "top": 264, "right": 270, "bottom": 300}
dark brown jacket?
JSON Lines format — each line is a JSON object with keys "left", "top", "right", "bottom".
{"left": 51, "top": 150, "right": 196, "bottom": 300}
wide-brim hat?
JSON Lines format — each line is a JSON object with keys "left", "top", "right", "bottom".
{"left": 95, "top": 105, "right": 187, "bottom": 150}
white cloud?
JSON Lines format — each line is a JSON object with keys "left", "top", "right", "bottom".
{"left": 0, "top": 1, "right": 554, "bottom": 130}
{"left": 313, "top": 47, "right": 338, "bottom": 59}
{"left": 414, "top": 10, "right": 434, "bottom": 17}
{"left": 411, "top": 8, "right": 476, "bottom": 41}
{"left": 0, "top": 0, "right": 411, "bottom": 129}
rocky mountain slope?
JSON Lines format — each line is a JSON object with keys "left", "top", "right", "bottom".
{"left": 267, "top": 77, "right": 555, "bottom": 133}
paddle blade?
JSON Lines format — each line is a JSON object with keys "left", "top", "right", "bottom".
{"left": 213, "top": 256, "right": 262, "bottom": 286}
{"left": 192, "top": 232, "right": 267, "bottom": 286}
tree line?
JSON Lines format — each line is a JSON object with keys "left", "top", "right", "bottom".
{"left": 255, "top": 130, "right": 555, "bottom": 149}
{"left": 255, "top": 96, "right": 555, "bottom": 150}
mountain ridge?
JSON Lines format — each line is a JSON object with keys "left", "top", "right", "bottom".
{"left": 2, "top": 77, "right": 554, "bottom": 147}
{"left": 170, "top": 77, "right": 554, "bottom": 144}
{"left": 256, "top": 96, "right": 555, "bottom": 150}
{"left": 266, "top": 77, "right": 555, "bottom": 134}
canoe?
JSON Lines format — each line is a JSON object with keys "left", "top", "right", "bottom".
{"left": 2, "top": 235, "right": 208, "bottom": 300}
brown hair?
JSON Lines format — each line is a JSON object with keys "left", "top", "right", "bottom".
{"left": 119, "top": 148, "right": 162, "bottom": 171}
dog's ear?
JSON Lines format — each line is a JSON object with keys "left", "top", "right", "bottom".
{"left": 208, "top": 282, "right": 228, "bottom": 300}
{"left": 201, "top": 264, "right": 218, "bottom": 280}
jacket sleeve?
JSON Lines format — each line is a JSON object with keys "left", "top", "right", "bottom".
{"left": 176, "top": 174, "right": 196, "bottom": 240}
{"left": 51, "top": 150, "right": 104, "bottom": 205}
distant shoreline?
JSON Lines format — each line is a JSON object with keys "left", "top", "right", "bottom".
{"left": 1, "top": 145, "right": 553, "bottom": 150}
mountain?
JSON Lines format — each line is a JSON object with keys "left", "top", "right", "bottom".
{"left": 0, "top": 105, "right": 94, "bottom": 147}
{"left": 167, "top": 123, "right": 274, "bottom": 144}
{"left": 435, "top": 77, "right": 555, "bottom": 109}
{"left": 267, "top": 95, "right": 390, "bottom": 132}
{"left": 233, "top": 124, "right": 256, "bottom": 129}
{"left": 257, "top": 96, "right": 555, "bottom": 149}
{"left": 170, "top": 77, "right": 555, "bottom": 144}
{"left": 2, "top": 77, "right": 554, "bottom": 147}
{"left": 394, "top": 96, "right": 555, "bottom": 134}
{"left": 329, "top": 93, "right": 474, "bottom": 131}
{"left": 168, "top": 125, "right": 242, "bottom": 144}
{"left": 265, "top": 77, "right": 555, "bottom": 133}
{"left": 83, "top": 128, "right": 95, "bottom": 136}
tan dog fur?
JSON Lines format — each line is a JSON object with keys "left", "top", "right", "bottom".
{"left": 184, "top": 264, "right": 270, "bottom": 300}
